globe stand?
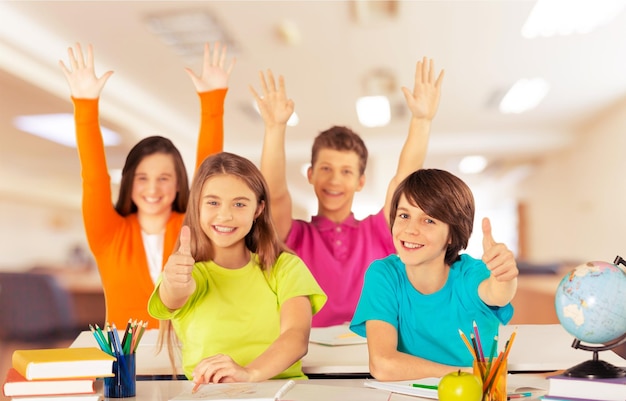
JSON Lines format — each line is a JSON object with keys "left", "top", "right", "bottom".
{"left": 563, "top": 335, "right": 626, "bottom": 378}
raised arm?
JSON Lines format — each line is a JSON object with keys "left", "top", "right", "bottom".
{"left": 478, "top": 217, "right": 519, "bottom": 306}
{"left": 383, "top": 57, "right": 444, "bottom": 224}
{"left": 59, "top": 43, "right": 119, "bottom": 249}
{"left": 187, "top": 42, "right": 236, "bottom": 169}
{"left": 249, "top": 70, "right": 295, "bottom": 241}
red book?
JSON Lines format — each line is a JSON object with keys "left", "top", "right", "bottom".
{"left": 2, "top": 368, "right": 96, "bottom": 397}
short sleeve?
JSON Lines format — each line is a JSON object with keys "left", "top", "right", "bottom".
{"left": 147, "top": 277, "right": 176, "bottom": 320}
{"left": 350, "top": 258, "right": 399, "bottom": 337}
{"left": 272, "top": 253, "right": 327, "bottom": 315}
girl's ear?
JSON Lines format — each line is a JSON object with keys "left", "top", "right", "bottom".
{"left": 255, "top": 200, "right": 266, "bottom": 220}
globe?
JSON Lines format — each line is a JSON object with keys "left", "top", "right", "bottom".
{"left": 555, "top": 260, "right": 626, "bottom": 344}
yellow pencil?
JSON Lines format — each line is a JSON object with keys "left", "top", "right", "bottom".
{"left": 458, "top": 329, "right": 477, "bottom": 360}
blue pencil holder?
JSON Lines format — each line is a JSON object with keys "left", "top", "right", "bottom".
{"left": 104, "top": 353, "right": 136, "bottom": 398}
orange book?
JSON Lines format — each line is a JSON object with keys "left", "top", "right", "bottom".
{"left": 12, "top": 347, "right": 115, "bottom": 380}
{"left": 2, "top": 368, "right": 96, "bottom": 397}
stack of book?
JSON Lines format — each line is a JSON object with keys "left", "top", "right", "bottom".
{"left": 2, "top": 347, "right": 116, "bottom": 401}
{"left": 543, "top": 372, "right": 626, "bottom": 401}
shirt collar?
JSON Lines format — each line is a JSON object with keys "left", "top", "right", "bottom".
{"left": 311, "top": 213, "right": 358, "bottom": 231}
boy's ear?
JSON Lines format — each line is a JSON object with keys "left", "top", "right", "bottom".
{"left": 306, "top": 165, "right": 313, "bottom": 184}
{"left": 356, "top": 173, "right": 366, "bottom": 192}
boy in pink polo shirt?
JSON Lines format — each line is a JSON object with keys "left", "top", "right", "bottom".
{"left": 251, "top": 58, "right": 444, "bottom": 327}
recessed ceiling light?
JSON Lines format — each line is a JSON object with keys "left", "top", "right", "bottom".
{"left": 14, "top": 113, "right": 121, "bottom": 147}
{"left": 356, "top": 96, "right": 391, "bottom": 127}
{"left": 522, "top": 0, "right": 625, "bottom": 38}
{"left": 499, "top": 78, "right": 550, "bottom": 114}
{"left": 459, "top": 155, "right": 488, "bottom": 174}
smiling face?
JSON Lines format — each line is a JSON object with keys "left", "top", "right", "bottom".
{"left": 131, "top": 152, "right": 178, "bottom": 218}
{"left": 307, "top": 148, "right": 365, "bottom": 222}
{"left": 392, "top": 194, "right": 450, "bottom": 270}
{"left": 199, "top": 174, "right": 263, "bottom": 258}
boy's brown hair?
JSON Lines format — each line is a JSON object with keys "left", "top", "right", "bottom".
{"left": 389, "top": 168, "right": 475, "bottom": 266}
{"left": 311, "top": 126, "right": 368, "bottom": 175}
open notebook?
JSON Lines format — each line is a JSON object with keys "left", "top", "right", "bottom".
{"left": 308, "top": 324, "right": 367, "bottom": 346}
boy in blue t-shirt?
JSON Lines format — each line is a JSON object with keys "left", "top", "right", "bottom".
{"left": 350, "top": 168, "right": 518, "bottom": 380}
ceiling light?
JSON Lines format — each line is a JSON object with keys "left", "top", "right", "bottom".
{"left": 459, "top": 155, "right": 488, "bottom": 174}
{"left": 499, "top": 78, "right": 550, "bottom": 114}
{"left": 356, "top": 96, "right": 391, "bottom": 127}
{"left": 14, "top": 113, "right": 121, "bottom": 147}
{"left": 252, "top": 101, "right": 299, "bottom": 127}
{"left": 522, "top": 0, "right": 625, "bottom": 38}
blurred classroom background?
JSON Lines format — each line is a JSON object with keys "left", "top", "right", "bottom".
{"left": 1, "top": 2, "right": 625, "bottom": 398}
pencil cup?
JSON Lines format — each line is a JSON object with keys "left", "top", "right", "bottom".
{"left": 104, "top": 353, "right": 136, "bottom": 398}
{"left": 473, "top": 358, "right": 507, "bottom": 401}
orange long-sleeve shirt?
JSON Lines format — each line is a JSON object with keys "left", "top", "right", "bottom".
{"left": 73, "top": 89, "right": 226, "bottom": 328}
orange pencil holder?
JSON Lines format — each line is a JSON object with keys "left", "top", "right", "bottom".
{"left": 473, "top": 357, "right": 507, "bottom": 401}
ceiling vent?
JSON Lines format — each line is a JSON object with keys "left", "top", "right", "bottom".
{"left": 145, "top": 10, "right": 237, "bottom": 63}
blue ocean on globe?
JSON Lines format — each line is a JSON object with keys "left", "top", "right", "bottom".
{"left": 555, "top": 260, "right": 626, "bottom": 344}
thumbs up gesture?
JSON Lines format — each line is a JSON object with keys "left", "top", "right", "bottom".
{"left": 160, "top": 226, "right": 196, "bottom": 308}
{"left": 481, "top": 217, "right": 518, "bottom": 282}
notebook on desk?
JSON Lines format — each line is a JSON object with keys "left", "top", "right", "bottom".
{"left": 500, "top": 324, "right": 626, "bottom": 372}
{"left": 309, "top": 324, "right": 367, "bottom": 346}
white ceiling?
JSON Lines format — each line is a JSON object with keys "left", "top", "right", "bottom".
{"left": 1, "top": 1, "right": 626, "bottom": 216}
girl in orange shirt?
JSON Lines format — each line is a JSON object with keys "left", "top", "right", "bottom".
{"left": 59, "top": 42, "right": 234, "bottom": 328}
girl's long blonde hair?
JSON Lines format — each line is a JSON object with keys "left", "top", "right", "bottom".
{"left": 156, "top": 152, "right": 288, "bottom": 377}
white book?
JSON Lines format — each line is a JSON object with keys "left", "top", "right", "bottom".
{"left": 364, "top": 378, "right": 440, "bottom": 399}
{"left": 547, "top": 373, "right": 626, "bottom": 401}
{"left": 169, "top": 380, "right": 295, "bottom": 401}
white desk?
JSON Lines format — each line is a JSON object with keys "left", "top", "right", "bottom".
{"left": 99, "top": 377, "right": 548, "bottom": 401}
{"left": 71, "top": 324, "right": 626, "bottom": 377}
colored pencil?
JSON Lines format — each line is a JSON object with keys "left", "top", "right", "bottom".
{"left": 120, "top": 318, "right": 133, "bottom": 353}
{"left": 472, "top": 321, "right": 485, "bottom": 361}
{"left": 132, "top": 320, "right": 148, "bottom": 353}
{"left": 458, "top": 329, "right": 477, "bottom": 360}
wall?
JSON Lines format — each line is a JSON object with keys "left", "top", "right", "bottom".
{"left": 0, "top": 198, "right": 88, "bottom": 270}
{"left": 519, "top": 97, "right": 626, "bottom": 264}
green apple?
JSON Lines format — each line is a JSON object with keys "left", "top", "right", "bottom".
{"left": 438, "top": 369, "right": 483, "bottom": 401}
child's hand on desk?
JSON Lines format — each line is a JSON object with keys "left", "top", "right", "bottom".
{"left": 192, "top": 354, "right": 252, "bottom": 391}
{"left": 481, "top": 217, "right": 518, "bottom": 282}
{"left": 162, "top": 226, "right": 196, "bottom": 301}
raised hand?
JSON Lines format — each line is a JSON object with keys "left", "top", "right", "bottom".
{"left": 192, "top": 354, "right": 251, "bottom": 387}
{"left": 481, "top": 217, "right": 518, "bottom": 282}
{"left": 185, "top": 42, "right": 235, "bottom": 93}
{"left": 162, "top": 225, "right": 196, "bottom": 302}
{"left": 249, "top": 70, "right": 295, "bottom": 128}
{"left": 59, "top": 43, "right": 113, "bottom": 99}
{"left": 401, "top": 57, "right": 444, "bottom": 121}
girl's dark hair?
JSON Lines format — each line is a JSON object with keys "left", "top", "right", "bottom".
{"left": 115, "top": 136, "right": 189, "bottom": 215}
{"left": 389, "top": 168, "right": 475, "bottom": 266}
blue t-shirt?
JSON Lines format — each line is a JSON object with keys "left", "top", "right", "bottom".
{"left": 350, "top": 253, "right": 513, "bottom": 367}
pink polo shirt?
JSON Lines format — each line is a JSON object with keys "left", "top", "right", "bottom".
{"left": 285, "top": 209, "right": 396, "bottom": 327}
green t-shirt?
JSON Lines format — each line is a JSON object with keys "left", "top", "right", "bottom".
{"left": 148, "top": 252, "right": 326, "bottom": 379}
